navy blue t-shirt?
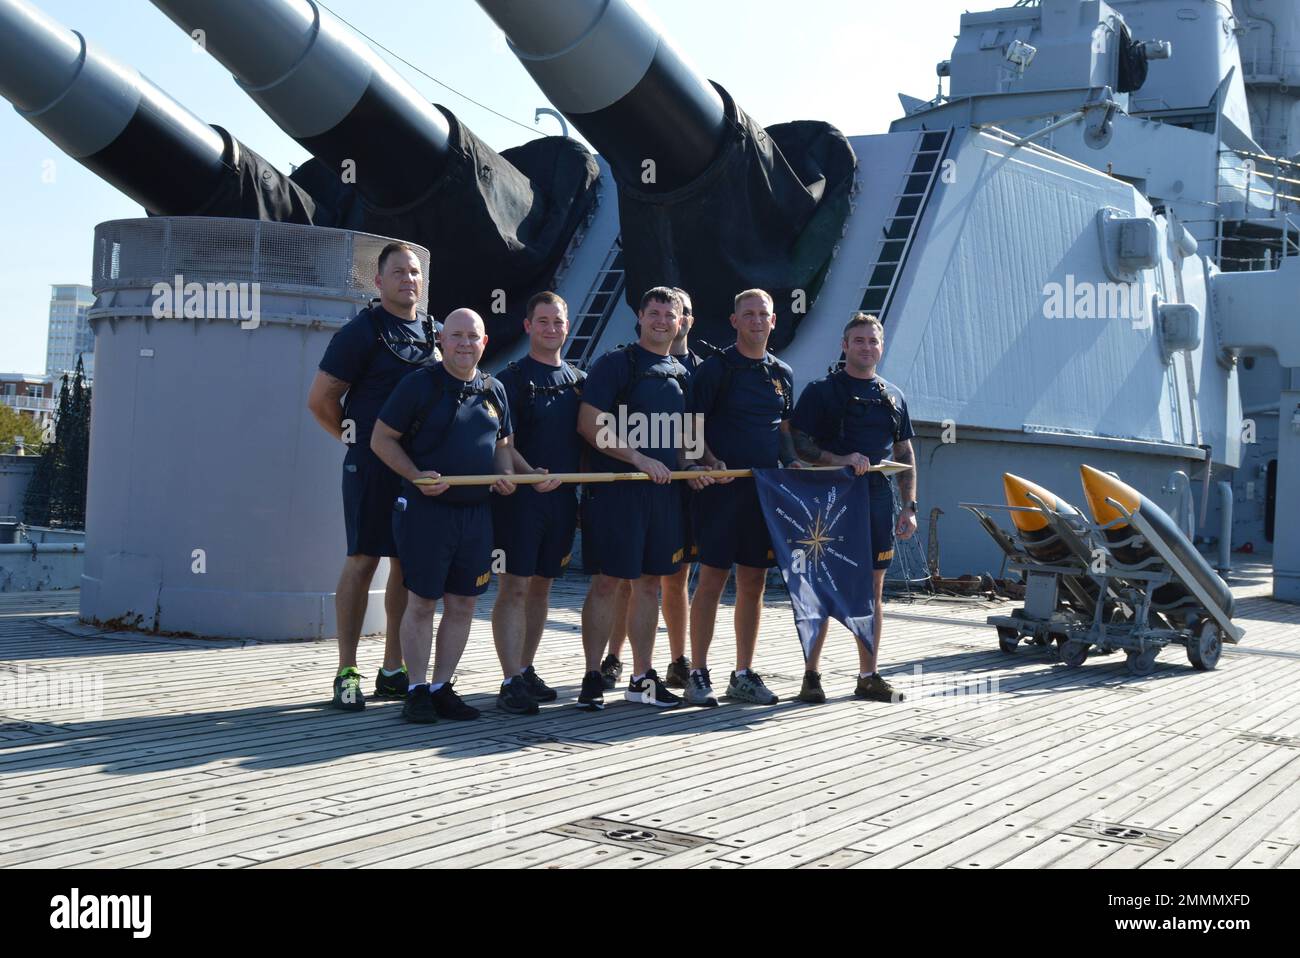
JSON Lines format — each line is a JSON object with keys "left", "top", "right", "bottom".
{"left": 377, "top": 365, "right": 513, "bottom": 505}
{"left": 582, "top": 345, "right": 688, "bottom": 472}
{"left": 319, "top": 305, "right": 437, "bottom": 458}
{"left": 497, "top": 356, "right": 584, "bottom": 475}
{"left": 689, "top": 346, "right": 794, "bottom": 469}
{"left": 791, "top": 371, "right": 915, "bottom": 464}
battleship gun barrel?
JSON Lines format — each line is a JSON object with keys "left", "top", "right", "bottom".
{"left": 476, "top": 0, "right": 728, "bottom": 192}
{"left": 148, "top": 0, "right": 452, "bottom": 209}
{"left": 0, "top": 0, "right": 231, "bottom": 215}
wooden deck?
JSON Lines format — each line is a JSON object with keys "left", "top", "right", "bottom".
{"left": 2, "top": 565, "right": 1299, "bottom": 870}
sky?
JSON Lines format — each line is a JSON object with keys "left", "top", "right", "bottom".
{"left": 0, "top": 0, "right": 977, "bottom": 374}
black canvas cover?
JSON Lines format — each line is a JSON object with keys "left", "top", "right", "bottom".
{"left": 190, "top": 129, "right": 318, "bottom": 224}
{"left": 293, "top": 107, "right": 600, "bottom": 357}
{"left": 614, "top": 84, "right": 857, "bottom": 352}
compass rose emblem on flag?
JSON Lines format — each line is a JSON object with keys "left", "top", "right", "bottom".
{"left": 753, "top": 467, "right": 877, "bottom": 658}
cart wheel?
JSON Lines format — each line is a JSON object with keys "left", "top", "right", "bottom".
{"left": 1187, "top": 619, "right": 1222, "bottom": 672}
{"left": 1126, "top": 647, "right": 1159, "bottom": 677}
{"left": 1060, "top": 639, "right": 1089, "bottom": 668}
{"left": 997, "top": 627, "right": 1020, "bottom": 654}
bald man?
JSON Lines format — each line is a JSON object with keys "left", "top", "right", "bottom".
{"left": 372, "top": 309, "right": 539, "bottom": 723}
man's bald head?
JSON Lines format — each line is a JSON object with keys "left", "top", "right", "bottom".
{"left": 443, "top": 308, "right": 485, "bottom": 336}
{"left": 440, "top": 308, "right": 489, "bottom": 381}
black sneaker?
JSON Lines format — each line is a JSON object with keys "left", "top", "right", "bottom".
{"left": 626, "top": 669, "right": 682, "bottom": 709}
{"left": 374, "top": 666, "right": 409, "bottom": 699}
{"left": 402, "top": 685, "right": 437, "bottom": 724}
{"left": 520, "top": 666, "right": 558, "bottom": 703}
{"left": 331, "top": 668, "right": 366, "bottom": 712}
{"left": 431, "top": 681, "right": 481, "bottom": 721}
{"left": 599, "top": 654, "right": 623, "bottom": 691}
{"left": 577, "top": 671, "right": 606, "bottom": 711}
{"left": 796, "top": 670, "right": 826, "bottom": 704}
{"left": 855, "top": 672, "right": 905, "bottom": 703}
{"left": 498, "top": 676, "right": 540, "bottom": 716}
{"left": 665, "top": 656, "right": 691, "bottom": 689}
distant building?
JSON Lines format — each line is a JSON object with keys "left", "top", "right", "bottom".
{"left": 45, "top": 284, "right": 95, "bottom": 382}
{"left": 0, "top": 373, "right": 55, "bottom": 426}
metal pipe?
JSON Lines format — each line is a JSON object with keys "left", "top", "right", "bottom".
{"left": 149, "top": 0, "right": 451, "bottom": 209}
{"left": 1217, "top": 480, "right": 1234, "bottom": 574}
{"left": 475, "top": 0, "right": 728, "bottom": 192}
{"left": 0, "top": 0, "right": 229, "bottom": 214}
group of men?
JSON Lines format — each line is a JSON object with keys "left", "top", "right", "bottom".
{"left": 306, "top": 243, "right": 919, "bottom": 724}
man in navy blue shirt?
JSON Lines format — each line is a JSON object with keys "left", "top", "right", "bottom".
{"left": 575, "top": 287, "right": 715, "bottom": 710}
{"left": 790, "top": 313, "right": 919, "bottom": 704}
{"left": 603, "top": 286, "right": 700, "bottom": 691}
{"left": 491, "top": 292, "right": 584, "bottom": 714}
{"left": 307, "top": 243, "right": 438, "bottom": 712}
{"left": 685, "top": 289, "right": 796, "bottom": 707}
{"left": 372, "top": 309, "right": 545, "bottom": 724}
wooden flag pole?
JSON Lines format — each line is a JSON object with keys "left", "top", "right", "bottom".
{"left": 415, "top": 461, "right": 911, "bottom": 488}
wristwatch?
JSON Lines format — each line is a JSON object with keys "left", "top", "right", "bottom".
{"left": 904, "top": 500, "right": 918, "bottom": 514}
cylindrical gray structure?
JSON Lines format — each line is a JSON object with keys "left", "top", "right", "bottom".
{"left": 0, "top": 0, "right": 230, "bottom": 214}
{"left": 149, "top": 0, "right": 452, "bottom": 209}
{"left": 476, "top": 0, "right": 728, "bottom": 192}
{"left": 81, "top": 218, "right": 429, "bottom": 640}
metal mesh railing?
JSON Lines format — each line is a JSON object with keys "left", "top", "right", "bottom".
{"left": 90, "top": 218, "right": 431, "bottom": 310}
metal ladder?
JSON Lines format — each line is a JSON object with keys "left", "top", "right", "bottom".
{"left": 564, "top": 236, "right": 626, "bottom": 369}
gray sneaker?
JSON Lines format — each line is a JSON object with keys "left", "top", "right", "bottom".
{"left": 725, "top": 670, "right": 779, "bottom": 705}
{"left": 685, "top": 668, "right": 719, "bottom": 708}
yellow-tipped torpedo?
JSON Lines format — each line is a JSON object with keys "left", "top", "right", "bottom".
{"left": 1078, "top": 465, "right": 1234, "bottom": 619}
{"left": 1002, "top": 473, "right": 1080, "bottom": 562}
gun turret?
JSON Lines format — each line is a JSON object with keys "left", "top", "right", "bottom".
{"left": 475, "top": 0, "right": 857, "bottom": 351}
{"left": 148, "top": 0, "right": 600, "bottom": 354}
{"left": 0, "top": 0, "right": 315, "bottom": 221}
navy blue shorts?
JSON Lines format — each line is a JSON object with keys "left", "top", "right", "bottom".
{"left": 692, "top": 478, "right": 775, "bottom": 570}
{"left": 869, "top": 474, "right": 897, "bottom": 571}
{"left": 581, "top": 481, "right": 683, "bottom": 580}
{"left": 393, "top": 498, "right": 494, "bottom": 600}
{"left": 679, "top": 484, "right": 698, "bottom": 562}
{"left": 342, "top": 448, "right": 400, "bottom": 558}
{"left": 492, "top": 488, "right": 579, "bottom": 580}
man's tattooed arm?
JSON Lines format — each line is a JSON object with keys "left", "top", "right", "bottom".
{"left": 893, "top": 439, "right": 917, "bottom": 502}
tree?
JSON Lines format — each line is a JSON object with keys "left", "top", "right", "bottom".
{"left": 22, "top": 360, "right": 92, "bottom": 528}
{"left": 0, "top": 404, "right": 43, "bottom": 455}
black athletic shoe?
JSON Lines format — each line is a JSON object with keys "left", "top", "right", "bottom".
{"left": 373, "top": 666, "right": 409, "bottom": 700}
{"left": 577, "top": 671, "right": 606, "bottom": 711}
{"left": 331, "top": 668, "right": 366, "bottom": 712}
{"left": 402, "top": 685, "right": 437, "bottom": 724}
{"left": 498, "top": 676, "right": 541, "bottom": 716}
{"left": 520, "top": 666, "right": 558, "bottom": 703}
{"left": 797, "top": 671, "right": 826, "bottom": 704}
{"left": 599, "top": 654, "right": 623, "bottom": 691}
{"left": 855, "top": 672, "right": 905, "bottom": 703}
{"left": 431, "top": 682, "right": 481, "bottom": 721}
{"left": 626, "top": 669, "right": 682, "bottom": 709}
{"left": 665, "top": 656, "right": 691, "bottom": 689}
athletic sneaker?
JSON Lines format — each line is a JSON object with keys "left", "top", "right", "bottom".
{"left": 578, "top": 670, "right": 606, "bottom": 711}
{"left": 665, "top": 656, "right": 691, "bottom": 689}
{"left": 600, "top": 654, "right": 623, "bottom": 691}
{"left": 498, "top": 676, "right": 541, "bottom": 716}
{"left": 402, "top": 685, "right": 437, "bottom": 724}
{"left": 726, "top": 670, "right": 779, "bottom": 705}
{"left": 520, "top": 666, "right": 558, "bottom": 703}
{"left": 331, "top": 668, "right": 366, "bottom": 712}
{"left": 626, "top": 669, "right": 682, "bottom": 709}
{"left": 797, "top": 671, "right": 826, "bottom": 704}
{"left": 685, "top": 669, "right": 718, "bottom": 708}
{"left": 855, "top": 672, "right": 905, "bottom": 703}
{"left": 373, "top": 666, "right": 409, "bottom": 700}
{"left": 431, "top": 682, "right": 481, "bottom": 721}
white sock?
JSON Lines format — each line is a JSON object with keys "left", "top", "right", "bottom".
{"left": 429, "top": 682, "right": 446, "bottom": 693}
{"left": 381, "top": 666, "right": 405, "bottom": 677}
{"left": 735, "top": 668, "right": 752, "bottom": 678}
{"left": 632, "top": 673, "right": 647, "bottom": 684}
{"left": 690, "top": 668, "right": 706, "bottom": 677}
{"left": 407, "top": 683, "right": 424, "bottom": 693}
{"left": 859, "top": 671, "right": 872, "bottom": 679}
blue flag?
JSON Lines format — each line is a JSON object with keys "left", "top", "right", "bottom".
{"left": 752, "top": 467, "right": 876, "bottom": 659}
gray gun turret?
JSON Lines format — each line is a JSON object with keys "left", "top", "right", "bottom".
{"left": 476, "top": 0, "right": 857, "bottom": 350}
{"left": 0, "top": 0, "right": 313, "bottom": 220}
